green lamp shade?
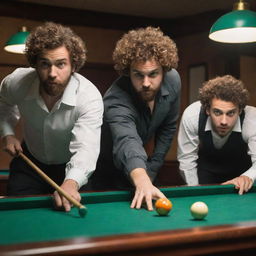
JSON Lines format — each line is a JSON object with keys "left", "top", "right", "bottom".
{"left": 209, "top": 10, "right": 256, "bottom": 43}
{"left": 4, "top": 30, "right": 30, "bottom": 54}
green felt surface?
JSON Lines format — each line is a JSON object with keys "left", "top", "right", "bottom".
{"left": 1, "top": 185, "right": 256, "bottom": 246}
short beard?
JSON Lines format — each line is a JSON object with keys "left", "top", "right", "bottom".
{"left": 40, "top": 76, "right": 71, "bottom": 97}
{"left": 41, "top": 82, "right": 65, "bottom": 96}
{"left": 138, "top": 89, "right": 157, "bottom": 102}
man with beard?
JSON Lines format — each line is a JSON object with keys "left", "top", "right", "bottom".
{"left": 178, "top": 75, "right": 256, "bottom": 194}
{"left": 0, "top": 22, "right": 103, "bottom": 212}
{"left": 93, "top": 27, "right": 181, "bottom": 211}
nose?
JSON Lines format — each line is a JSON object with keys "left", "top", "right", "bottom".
{"left": 142, "top": 76, "right": 150, "bottom": 88}
{"left": 49, "top": 65, "right": 57, "bottom": 78}
{"left": 220, "top": 115, "right": 227, "bottom": 125}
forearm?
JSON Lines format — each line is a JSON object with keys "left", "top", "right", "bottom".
{"left": 129, "top": 167, "right": 166, "bottom": 211}
{"left": 177, "top": 108, "right": 200, "bottom": 186}
{"left": 146, "top": 157, "right": 164, "bottom": 182}
{"left": 178, "top": 147, "right": 199, "bottom": 185}
{"left": 0, "top": 76, "right": 21, "bottom": 137}
{"left": 178, "top": 153, "right": 199, "bottom": 185}
{"left": 130, "top": 168, "right": 152, "bottom": 187}
{"left": 67, "top": 131, "right": 101, "bottom": 188}
{"left": 67, "top": 99, "right": 103, "bottom": 188}
{"left": 242, "top": 133, "right": 256, "bottom": 182}
{"left": 111, "top": 127, "right": 148, "bottom": 175}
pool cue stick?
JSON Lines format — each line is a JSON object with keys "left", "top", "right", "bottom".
{"left": 19, "top": 152, "right": 87, "bottom": 216}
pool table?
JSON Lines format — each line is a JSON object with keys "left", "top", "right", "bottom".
{"left": 1, "top": 184, "right": 256, "bottom": 256}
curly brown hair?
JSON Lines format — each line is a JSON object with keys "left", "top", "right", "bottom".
{"left": 199, "top": 75, "right": 249, "bottom": 110}
{"left": 25, "top": 22, "right": 86, "bottom": 72}
{"left": 113, "top": 27, "right": 178, "bottom": 75}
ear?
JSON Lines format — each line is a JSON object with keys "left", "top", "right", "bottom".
{"left": 206, "top": 108, "right": 210, "bottom": 115}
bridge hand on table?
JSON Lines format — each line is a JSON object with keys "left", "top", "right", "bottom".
{"left": 130, "top": 168, "right": 166, "bottom": 211}
{"left": 54, "top": 179, "right": 81, "bottom": 212}
{"left": 222, "top": 175, "right": 253, "bottom": 195}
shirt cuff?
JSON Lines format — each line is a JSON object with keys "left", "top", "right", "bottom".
{"left": 182, "top": 169, "right": 199, "bottom": 186}
{"left": 241, "top": 167, "right": 256, "bottom": 181}
{"left": 64, "top": 167, "right": 89, "bottom": 189}
{"left": 125, "top": 157, "right": 147, "bottom": 174}
{"left": 0, "top": 123, "right": 15, "bottom": 138}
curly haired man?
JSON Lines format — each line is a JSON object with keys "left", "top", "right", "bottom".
{"left": 93, "top": 27, "right": 181, "bottom": 210}
{"left": 0, "top": 22, "right": 103, "bottom": 211}
{"left": 178, "top": 75, "right": 256, "bottom": 194}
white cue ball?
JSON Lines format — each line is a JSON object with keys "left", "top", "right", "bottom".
{"left": 190, "top": 201, "right": 208, "bottom": 220}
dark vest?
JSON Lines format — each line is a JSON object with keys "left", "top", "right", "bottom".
{"left": 197, "top": 108, "right": 252, "bottom": 184}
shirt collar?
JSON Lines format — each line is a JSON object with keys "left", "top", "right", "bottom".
{"left": 160, "top": 75, "right": 170, "bottom": 97}
{"left": 205, "top": 116, "right": 241, "bottom": 132}
{"left": 61, "top": 74, "right": 79, "bottom": 106}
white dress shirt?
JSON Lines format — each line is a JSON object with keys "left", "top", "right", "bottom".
{"left": 178, "top": 101, "right": 256, "bottom": 185}
{"left": 0, "top": 68, "right": 103, "bottom": 188}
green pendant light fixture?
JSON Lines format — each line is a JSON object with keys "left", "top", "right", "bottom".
{"left": 4, "top": 26, "right": 29, "bottom": 54}
{"left": 209, "top": 0, "right": 256, "bottom": 43}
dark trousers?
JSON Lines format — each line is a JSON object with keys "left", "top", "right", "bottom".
{"left": 7, "top": 145, "right": 66, "bottom": 196}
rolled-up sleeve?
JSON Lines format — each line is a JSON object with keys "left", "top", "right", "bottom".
{"left": 177, "top": 102, "right": 201, "bottom": 185}
{"left": 240, "top": 106, "right": 256, "bottom": 181}
{"left": 105, "top": 100, "right": 148, "bottom": 174}
{"left": 65, "top": 87, "right": 104, "bottom": 188}
{"left": 0, "top": 75, "right": 21, "bottom": 138}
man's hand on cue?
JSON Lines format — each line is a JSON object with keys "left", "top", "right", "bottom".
{"left": 54, "top": 179, "right": 81, "bottom": 212}
{"left": 2, "top": 135, "right": 22, "bottom": 157}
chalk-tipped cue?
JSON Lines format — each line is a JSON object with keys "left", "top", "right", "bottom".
{"left": 19, "top": 152, "right": 87, "bottom": 217}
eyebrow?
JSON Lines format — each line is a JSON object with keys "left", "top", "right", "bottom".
{"left": 212, "top": 108, "right": 237, "bottom": 113}
{"left": 131, "top": 68, "right": 160, "bottom": 74}
{"left": 38, "top": 58, "right": 68, "bottom": 62}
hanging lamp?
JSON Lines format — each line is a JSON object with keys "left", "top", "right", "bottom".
{"left": 4, "top": 26, "right": 29, "bottom": 54}
{"left": 209, "top": 0, "right": 256, "bottom": 43}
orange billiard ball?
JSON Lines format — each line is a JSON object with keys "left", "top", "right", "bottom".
{"left": 155, "top": 198, "right": 173, "bottom": 216}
